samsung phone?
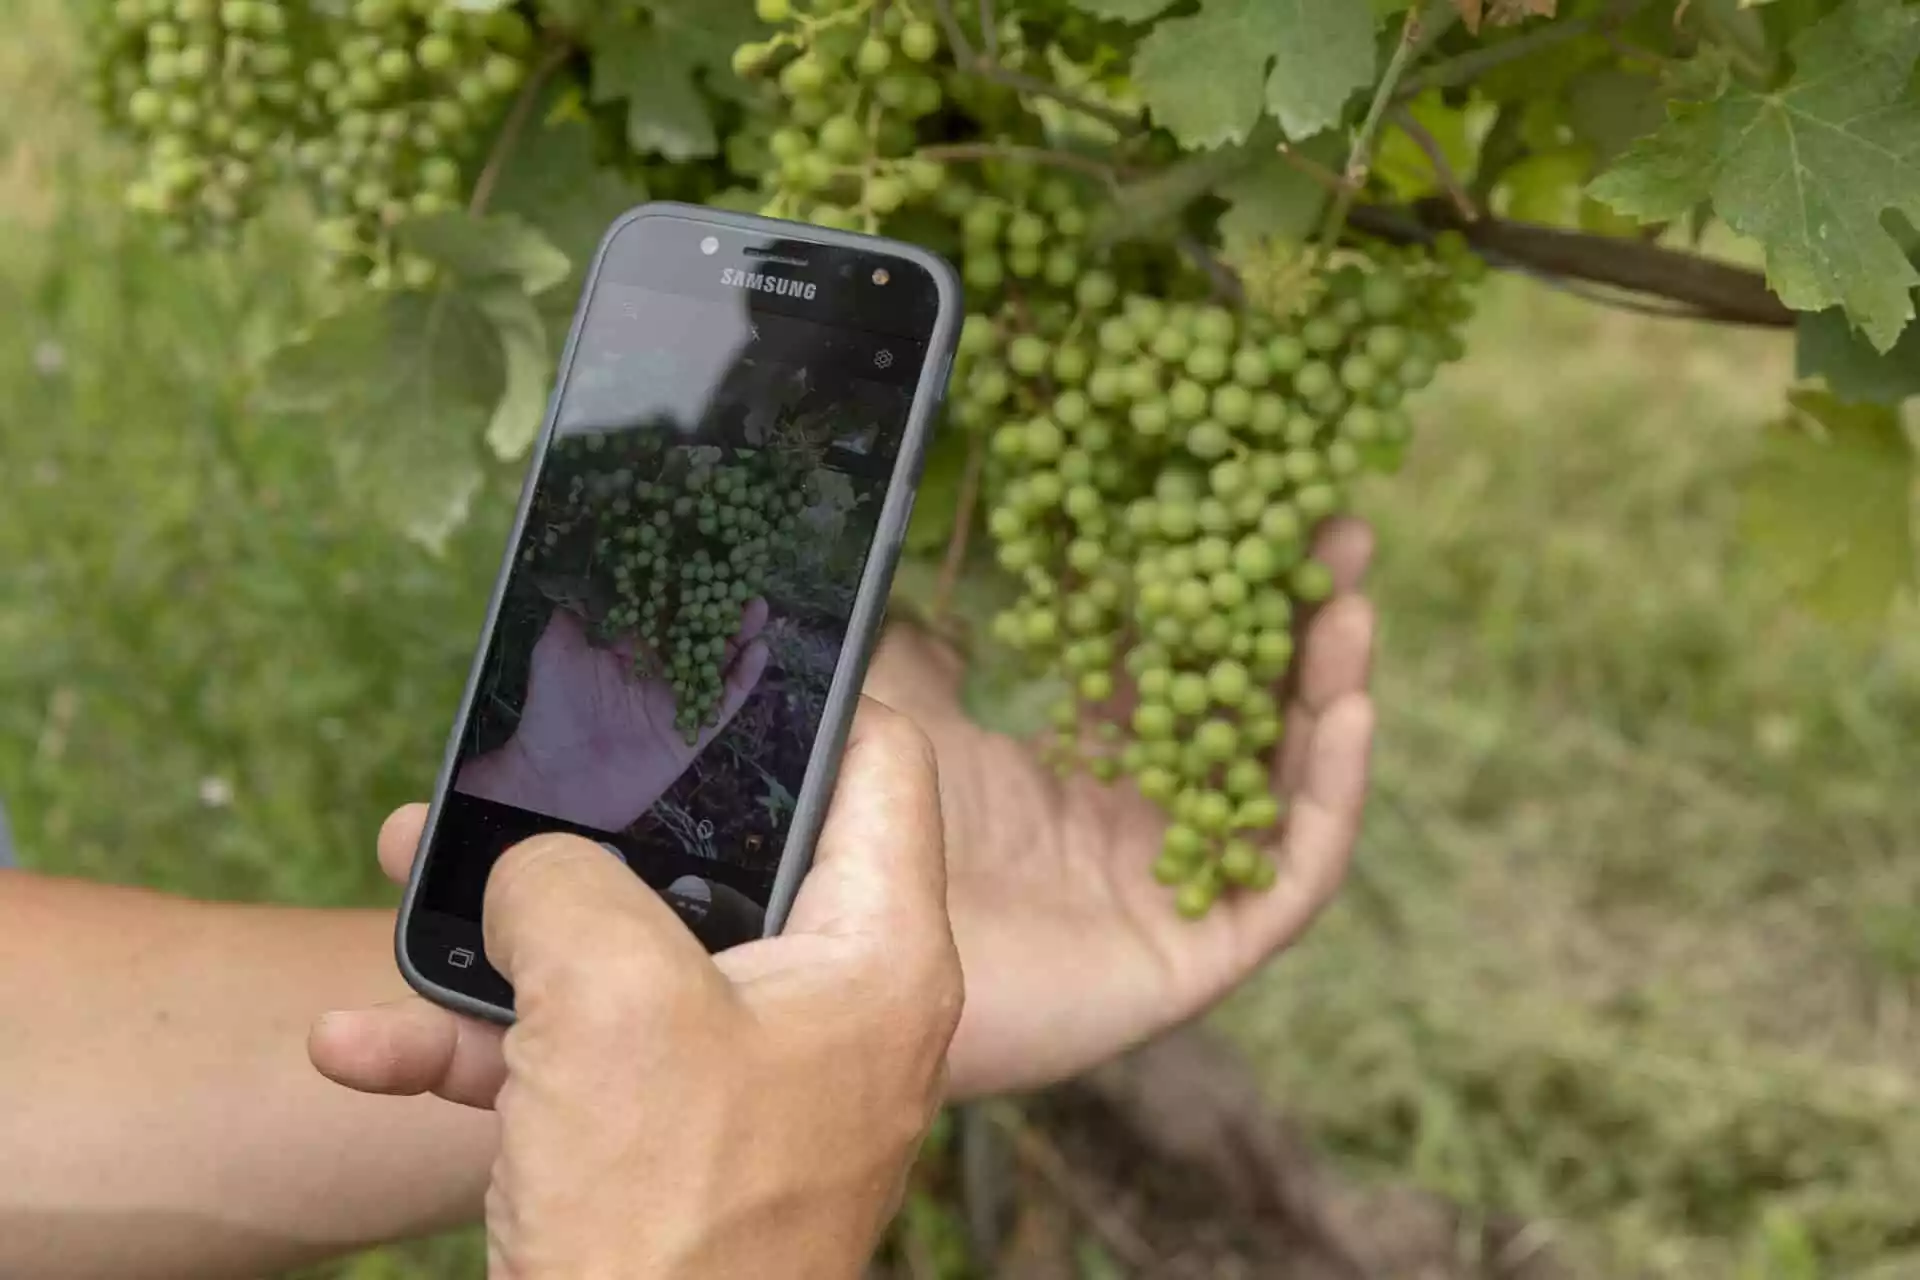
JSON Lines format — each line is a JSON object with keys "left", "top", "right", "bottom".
{"left": 395, "top": 203, "right": 961, "bottom": 1023}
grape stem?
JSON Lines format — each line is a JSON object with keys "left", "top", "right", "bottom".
{"left": 1316, "top": 1, "right": 1453, "bottom": 252}
{"left": 931, "top": 430, "right": 987, "bottom": 625}
{"left": 928, "top": 0, "right": 1142, "bottom": 135}
{"left": 1387, "top": 105, "right": 1477, "bottom": 222}
{"left": 1177, "top": 233, "right": 1244, "bottom": 306}
{"left": 468, "top": 42, "right": 576, "bottom": 218}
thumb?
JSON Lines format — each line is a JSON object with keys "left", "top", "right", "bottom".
{"left": 482, "top": 830, "right": 718, "bottom": 1002}
{"left": 309, "top": 997, "right": 508, "bottom": 1111}
{"left": 779, "top": 699, "right": 950, "bottom": 946}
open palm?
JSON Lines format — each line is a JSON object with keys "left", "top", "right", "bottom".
{"left": 864, "top": 517, "right": 1376, "bottom": 1098}
{"left": 457, "top": 601, "right": 771, "bottom": 832}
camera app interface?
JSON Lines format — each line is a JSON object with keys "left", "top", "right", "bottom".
{"left": 421, "top": 278, "right": 923, "bottom": 949}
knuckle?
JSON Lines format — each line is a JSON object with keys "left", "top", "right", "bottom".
{"left": 861, "top": 701, "right": 940, "bottom": 779}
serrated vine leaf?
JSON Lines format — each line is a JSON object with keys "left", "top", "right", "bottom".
{"left": 1130, "top": 0, "right": 1378, "bottom": 147}
{"left": 1797, "top": 307, "right": 1920, "bottom": 407}
{"left": 477, "top": 289, "right": 554, "bottom": 461}
{"left": 487, "top": 95, "right": 648, "bottom": 277}
{"left": 1216, "top": 137, "right": 1343, "bottom": 244}
{"left": 258, "top": 291, "right": 501, "bottom": 551}
{"left": 1589, "top": 0, "right": 1920, "bottom": 352}
{"left": 589, "top": 0, "right": 760, "bottom": 160}
{"left": 1740, "top": 389, "right": 1916, "bottom": 626}
{"left": 397, "top": 212, "right": 571, "bottom": 295}
{"left": 1062, "top": 0, "right": 1175, "bottom": 19}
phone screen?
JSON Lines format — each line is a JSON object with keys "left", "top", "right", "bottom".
{"left": 405, "top": 212, "right": 950, "bottom": 1000}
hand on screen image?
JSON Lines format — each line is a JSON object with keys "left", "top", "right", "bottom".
{"left": 455, "top": 599, "right": 772, "bottom": 833}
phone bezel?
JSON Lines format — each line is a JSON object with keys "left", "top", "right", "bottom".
{"left": 394, "top": 202, "right": 962, "bottom": 1025}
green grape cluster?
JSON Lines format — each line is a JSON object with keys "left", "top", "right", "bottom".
{"left": 87, "top": 0, "right": 531, "bottom": 278}
{"left": 965, "top": 237, "right": 1480, "bottom": 917}
{"left": 732, "top": 0, "right": 949, "bottom": 231}
{"left": 525, "top": 433, "right": 810, "bottom": 745}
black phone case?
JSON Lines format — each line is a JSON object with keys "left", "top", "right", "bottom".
{"left": 394, "top": 202, "right": 963, "bottom": 1025}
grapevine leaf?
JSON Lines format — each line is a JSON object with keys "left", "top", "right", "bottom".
{"left": 588, "top": 0, "right": 760, "bottom": 160}
{"left": 257, "top": 290, "right": 499, "bottom": 551}
{"left": 477, "top": 289, "right": 554, "bottom": 461}
{"left": 1062, "top": 0, "right": 1177, "bottom": 19}
{"left": 1564, "top": 69, "right": 1669, "bottom": 165}
{"left": 1739, "top": 389, "right": 1916, "bottom": 626}
{"left": 1130, "top": 0, "right": 1378, "bottom": 147}
{"left": 1216, "top": 135, "right": 1344, "bottom": 243}
{"left": 396, "top": 212, "right": 571, "bottom": 295}
{"left": 1588, "top": 0, "right": 1920, "bottom": 352}
{"left": 1797, "top": 307, "right": 1920, "bottom": 406}
{"left": 1094, "top": 126, "right": 1275, "bottom": 244}
{"left": 1454, "top": 0, "right": 1554, "bottom": 32}
{"left": 488, "top": 88, "right": 648, "bottom": 275}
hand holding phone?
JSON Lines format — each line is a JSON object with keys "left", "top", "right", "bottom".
{"left": 318, "top": 705, "right": 962, "bottom": 1275}
{"left": 396, "top": 204, "right": 959, "bottom": 1022}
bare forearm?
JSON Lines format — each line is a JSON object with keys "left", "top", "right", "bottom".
{"left": 0, "top": 871, "right": 496, "bottom": 1280}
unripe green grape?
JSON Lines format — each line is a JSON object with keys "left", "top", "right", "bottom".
{"left": 819, "top": 113, "right": 864, "bottom": 161}
{"left": 1340, "top": 354, "right": 1379, "bottom": 393}
{"left": 1362, "top": 272, "right": 1408, "bottom": 318}
{"left": 1052, "top": 344, "right": 1091, "bottom": 386}
{"left": 778, "top": 54, "right": 826, "bottom": 97}
{"left": 1171, "top": 578, "right": 1212, "bottom": 621}
{"left": 1133, "top": 702, "right": 1176, "bottom": 740}
{"left": 1290, "top": 559, "right": 1334, "bottom": 603}
{"left": 1149, "top": 325, "right": 1190, "bottom": 364}
{"left": 1184, "top": 421, "right": 1231, "bottom": 461}
{"left": 1293, "top": 361, "right": 1335, "bottom": 400}
{"left": 1120, "top": 359, "right": 1158, "bottom": 401}
{"left": 1193, "top": 306, "right": 1236, "bottom": 347}
{"left": 865, "top": 175, "right": 906, "bottom": 214}
{"left": 732, "top": 41, "right": 774, "bottom": 78}
{"left": 1007, "top": 334, "right": 1049, "bottom": 377}
{"left": 856, "top": 36, "right": 893, "bottom": 76}
{"left": 1125, "top": 294, "right": 1166, "bottom": 332}
{"left": 1129, "top": 400, "right": 1170, "bottom": 437}
{"left": 1195, "top": 719, "right": 1239, "bottom": 762}
{"left": 1212, "top": 384, "right": 1253, "bottom": 426}
{"left": 900, "top": 19, "right": 940, "bottom": 61}
{"left": 1192, "top": 790, "right": 1233, "bottom": 835}
{"left": 1008, "top": 247, "right": 1042, "bottom": 278}
{"left": 754, "top": 0, "right": 790, "bottom": 21}
{"left": 811, "top": 204, "right": 862, "bottom": 232}
{"left": 1302, "top": 316, "right": 1343, "bottom": 352}
{"left": 1042, "top": 246, "right": 1078, "bottom": 287}
{"left": 1185, "top": 343, "right": 1229, "bottom": 383}
{"left": 1208, "top": 460, "right": 1247, "bottom": 501}
{"left": 1208, "top": 571, "right": 1248, "bottom": 609}
{"left": 1169, "top": 672, "right": 1208, "bottom": 716}
{"left": 1167, "top": 379, "right": 1208, "bottom": 422}
{"left": 1075, "top": 270, "right": 1118, "bottom": 312}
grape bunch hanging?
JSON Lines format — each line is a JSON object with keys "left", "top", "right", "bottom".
{"left": 88, "top": 0, "right": 531, "bottom": 281}
{"left": 526, "top": 433, "right": 809, "bottom": 746}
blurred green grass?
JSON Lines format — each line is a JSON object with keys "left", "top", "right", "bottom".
{"left": 4, "top": 3, "right": 1919, "bottom": 1278}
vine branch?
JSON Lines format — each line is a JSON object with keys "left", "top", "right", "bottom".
{"left": 1348, "top": 199, "right": 1795, "bottom": 328}
{"left": 468, "top": 41, "right": 575, "bottom": 218}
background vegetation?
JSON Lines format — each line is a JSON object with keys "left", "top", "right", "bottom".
{"left": 4, "top": 0, "right": 1918, "bottom": 1276}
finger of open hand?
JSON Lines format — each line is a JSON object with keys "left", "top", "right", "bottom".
{"left": 1279, "top": 594, "right": 1375, "bottom": 794}
{"left": 1233, "top": 692, "right": 1374, "bottom": 965}
{"left": 718, "top": 637, "right": 771, "bottom": 723}
{"left": 309, "top": 996, "right": 508, "bottom": 1111}
{"left": 378, "top": 804, "right": 430, "bottom": 885}
{"left": 1311, "top": 516, "right": 1375, "bottom": 594}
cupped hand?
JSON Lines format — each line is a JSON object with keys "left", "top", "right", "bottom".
{"left": 456, "top": 601, "right": 771, "bottom": 832}
{"left": 865, "top": 515, "right": 1376, "bottom": 1097}
{"left": 322, "top": 518, "right": 1373, "bottom": 1103}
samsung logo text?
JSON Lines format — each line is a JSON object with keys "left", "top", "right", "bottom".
{"left": 720, "top": 268, "right": 817, "bottom": 300}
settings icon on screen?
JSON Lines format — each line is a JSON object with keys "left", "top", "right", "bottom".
{"left": 872, "top": 349, "right": 895, "bottom": 370}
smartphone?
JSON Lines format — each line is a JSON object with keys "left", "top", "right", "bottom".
{"left": 395, "top": 203, "right": 961, "bottom": 1023}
